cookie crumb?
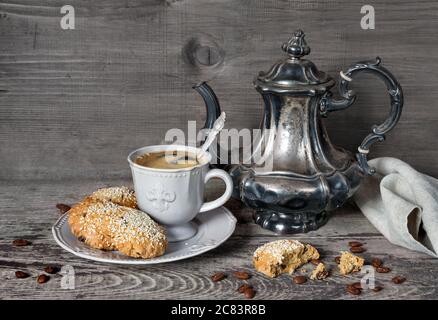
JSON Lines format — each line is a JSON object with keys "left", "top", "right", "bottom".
{"left": 310, "top": 263, "right": 329, "bottom": 280}
{"left": 338, "top": 251, "right": 364, "bottom": 275}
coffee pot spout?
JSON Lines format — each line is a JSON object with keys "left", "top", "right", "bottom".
{"left": 193, "top": 82, "right": 222, "bottom": 130}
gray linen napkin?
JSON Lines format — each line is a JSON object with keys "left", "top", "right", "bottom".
{"left": 353, "top": 157, "right": 438, "bottom": 257}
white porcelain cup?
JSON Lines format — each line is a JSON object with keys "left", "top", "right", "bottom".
{"left": 128, "top": 145, "right": 233, "bottom": 242}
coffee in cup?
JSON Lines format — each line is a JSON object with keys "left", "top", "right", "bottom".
{"left": 135, "top": 150, "right": 199, "bottom": 169}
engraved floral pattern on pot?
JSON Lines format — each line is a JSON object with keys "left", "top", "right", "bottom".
{"left": 145, "top": 187, "right": 176, "bottom": 211}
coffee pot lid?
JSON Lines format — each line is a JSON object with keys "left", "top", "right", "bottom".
{"left": 254, "top": 30, "right": 335, "bottom": 94}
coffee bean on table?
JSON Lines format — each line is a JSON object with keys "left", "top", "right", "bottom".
{"left": 335, "top": 256, "right": 341, "bottom": 264}
{"left": 292, "top": 275, "right": 307, "bottom": 284}
{"left": 310, "top": 259, "right": 321, "bottom": 265}
{"left": 37, "top": 274, "right": 50, "bottom": 284}
{"left": 233, "top": 271, "right": 251, "bottom": 280}
{"left": 211, "top": 272, "right": 226, "bottom": 282}
{"left": 348, "top": 241, "right": 363, "bottom": 248}
{"left": 244, "top": 288, "right": 256, "bottom": 299}
{"left": 371, "top": 258, "right": 383, "bottom": 268}
{"left": 56, "top": 203, "right": 71, "bottom": 214}
{"left": 351, "top": 282, "right": 362, "bottom": 289}
{"left": 376, "top": 266, "right": 391, "bottom": 273}
{"left": 346, "top": 284, "right": 362, "bottom": 295}
{"left": 237, "top": 284, "right": 252, "bottom": 293}
{"left": 44, "top": 266, "right": 60, "bottom": 274}
{"left": 12, "top": 239, "right": 31, "bottom": 246}
{"left": 392, "top": 276, "right": 406, "bottom": 284}
{"left": 350, "top": 246, "right": 366, "bottom": 253}
{"left": 15, "top": 271, "right": 30, "bottom": 279}
{"left": 372, "top": 286, "right": 383, "bottom": 292}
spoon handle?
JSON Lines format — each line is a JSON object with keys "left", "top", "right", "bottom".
{"left": 200, "top": 112, "right": 226, "bottom": 154}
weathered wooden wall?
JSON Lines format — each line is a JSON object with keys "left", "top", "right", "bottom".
{"left": 1, "top": 0, "right": 437, "bottom": 181}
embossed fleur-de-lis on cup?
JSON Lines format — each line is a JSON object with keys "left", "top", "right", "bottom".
{"left": 128, "top": 145, "right": 233, "bottom": 242}
{"left": 145, "top": 187, "right": 176, "bottom": 211}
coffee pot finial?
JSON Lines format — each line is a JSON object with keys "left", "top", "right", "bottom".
{"left": 281, "top": 29, "right": 311, "bottom": 58}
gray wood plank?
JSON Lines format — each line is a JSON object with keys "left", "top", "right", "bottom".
{"left": 1, "top": 180, "right": 437, "bottom": 300}
{"left": 1, "top": 0, "right": 438, "bottom": 181}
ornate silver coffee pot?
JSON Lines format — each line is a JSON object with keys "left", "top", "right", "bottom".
{"left": 194, "top": 30, "right": 403, "bottom": 233}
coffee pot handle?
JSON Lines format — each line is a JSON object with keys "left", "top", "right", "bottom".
{"left": 320, "top": 57, "right": 404, "bottom": 175}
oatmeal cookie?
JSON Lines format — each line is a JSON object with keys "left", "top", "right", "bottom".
{"left": 89, "top": 186, "right": 137, "bottom": 208}
{"left": 68, "top": 187, "right": 167, "bottom": 259}
{"left": 253, "top": 239, "right": 320, "bottom": 278}
{"left": 310, "top": 263, "right": 329, "bottom": 280}
{"left": 108, "top": 205, "right": 167, "bottom": 258}
{"left": 338, "top": 251, "right": 364, "bottom": 275}
{"left": 68, "top": 200, "right": 117, "bottom": 250}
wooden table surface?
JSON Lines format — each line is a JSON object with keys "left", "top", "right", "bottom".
{"left": 1, "top": 179, "right": 437, "bottom": 300}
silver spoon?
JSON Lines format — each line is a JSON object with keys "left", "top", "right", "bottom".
{"left": 199, "top": 111, "right": 226, "bottom": 156}
{"left": 169, "top": 112, "right": 226, "bottom": 165}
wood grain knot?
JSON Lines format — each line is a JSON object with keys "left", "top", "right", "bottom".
{"left": 183, "top": 36, "right": 224, "bottom": 69}
{"left": 194, "top": 46, "right": 221, "bottom": 66}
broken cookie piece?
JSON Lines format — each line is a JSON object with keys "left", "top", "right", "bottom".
{"left": 338, "top": 251, "right": 364, "bottom": 275}
{"left": 310, "top": 263, "right": 329, "bottom": 280}
{"left": 253, "top": 239, "right": 320, "bottom": 278}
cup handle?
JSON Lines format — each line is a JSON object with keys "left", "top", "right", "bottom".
{"left": 199, "top": 169, "right": 233, "bottom": 213}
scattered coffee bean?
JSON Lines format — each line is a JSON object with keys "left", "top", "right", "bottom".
{"left": 37, "top": 274, "right": 50, "bottom": 284}
{"left": 12, "top": 239, "right": 31, "bottom": 246}
{"left": 392, "top": 276, "right": 406, "bottom": 284}
{"left": 348, "top": 241, "right": 363, "bottom": 248}
{"left": 310, "top": 259, "right": 321, "bottom": 266}
{"left": 371, "top": 258, "right": 383, "bottom": 268}
{"left": 233, "top": 271, "right": 251, "bottom": 280}
{"left": 15, "top": 271, "right": 30, "bottom": 279}
{"left": 350, "top": 246, "right": 366, "bottom": 253}
{"left": 376, "top": 266, "right": 391, "bottom": 273}
{"left": 293, "top": 275, "right": 307, "bottom": 284}
{"left": 211, "top": 272, "right": 226, "bottom": 282}
{"left": 56, "top": 203, "right": 71, "bottom": 214}
{"left": 346, "top": 284, "right": 362, "bottom": 295}
{"left": 372, "top": 286, "right": 383, "bottom": 292}
{"left": 237, "top": 284, "right": 252, "bottom": 293}
{"left": 351, "top": 282, "right": 362, "bottom": 289}
{"left": 44, "top": 266, "right": 60, "bottom": 274}
{"left": 335, "top": 256, "right": 341, "bottom": 264}
{"left": 244, "top": 288, "right": 256, "bottom": 299}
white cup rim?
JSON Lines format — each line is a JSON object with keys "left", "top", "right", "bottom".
{"left": 127, "top": 144, "right": 211, "bottom": 173}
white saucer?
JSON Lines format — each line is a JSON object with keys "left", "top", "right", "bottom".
{"left": 52, "top": 206, "right": 236, "bottom": 265}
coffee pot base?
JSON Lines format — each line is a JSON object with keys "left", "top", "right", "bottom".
{"left": 253, "top": 210, "right": 328, "bottom": 234}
